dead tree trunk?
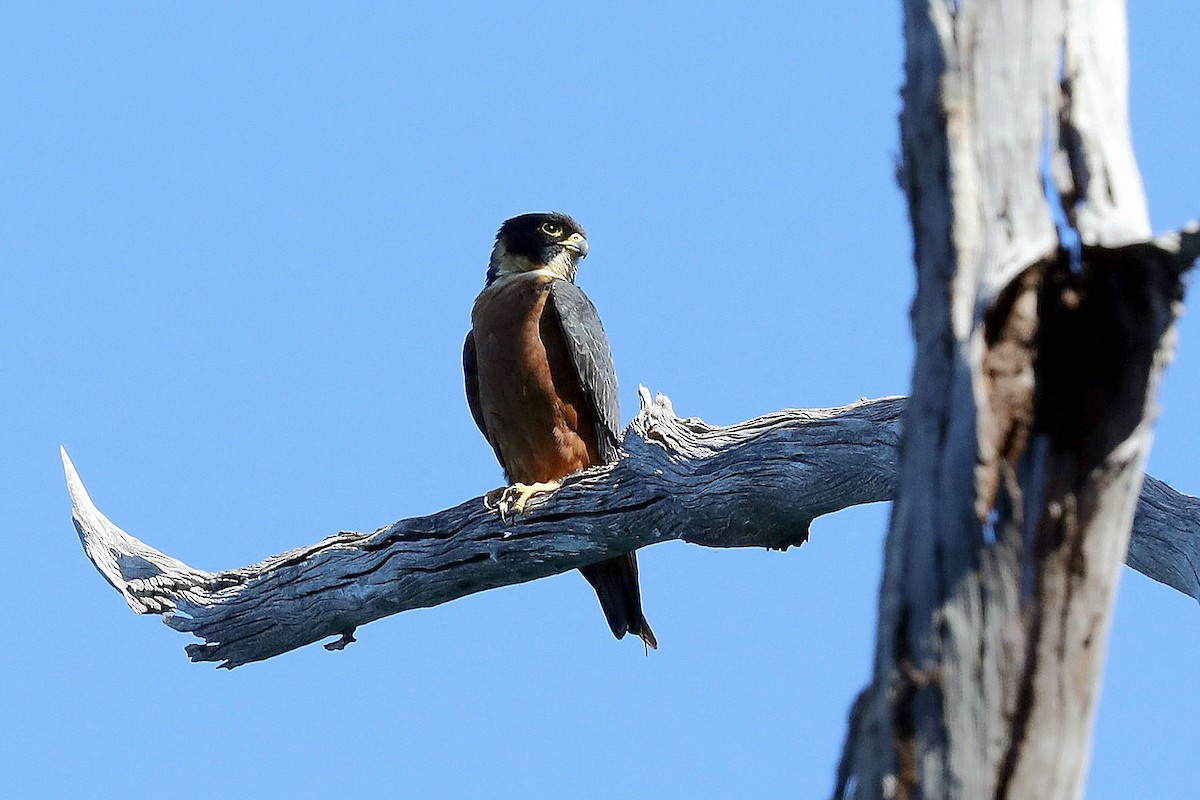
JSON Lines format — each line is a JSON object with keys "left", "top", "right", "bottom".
{"left": 835, "top": 2, "right": 1197, "bottom": 799}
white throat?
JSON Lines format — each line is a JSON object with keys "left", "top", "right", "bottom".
{"left": 489, "top": 240, "right": 578, "bottom": 282}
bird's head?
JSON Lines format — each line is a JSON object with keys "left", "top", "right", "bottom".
{"left": 487, "top": 212, "right": 588, "bottom": 285}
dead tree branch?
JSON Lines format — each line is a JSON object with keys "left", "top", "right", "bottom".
{"left": 66, "top": 389, "right": 1198, "bottom": 669}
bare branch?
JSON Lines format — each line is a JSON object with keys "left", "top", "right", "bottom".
{"left": 66, "top": 390, "right": 1198, "bottom": 669}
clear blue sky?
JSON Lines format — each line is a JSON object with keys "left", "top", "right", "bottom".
{"left": 4, "top": 3, "right": 1197, "bottom": 798}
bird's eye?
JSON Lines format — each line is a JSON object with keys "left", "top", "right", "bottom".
{"left": 540, "top": 222, "right": 563, "bottom": 237}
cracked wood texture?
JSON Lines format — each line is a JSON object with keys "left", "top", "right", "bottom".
{"left": 66, "top": 390, "right": 898, "bottom": 669}
{"left": 836, "top": 2, "right": 1198, "bottom": 799}
{"left": 66, "top": 390, "right": 1200, "bottom": 671}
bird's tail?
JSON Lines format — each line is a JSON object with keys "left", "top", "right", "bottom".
{"left": 580, "top": 553, "right": 657, "bottom": 650}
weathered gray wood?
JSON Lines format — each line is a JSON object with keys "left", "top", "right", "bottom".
{"left": 1055, "top": 0, "right": 1151, "bottom": 247}
{"left": 837, "top": 1, "right": 1197, "bottom": 799}
{"left": 65, "top": 389, "right": 1199, "bottom": 669}
{"left": 1129, "top": 475, "right": 1200, "bottom": 600}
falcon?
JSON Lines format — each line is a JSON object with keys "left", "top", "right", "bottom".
{"left": 463, "top": 212, "right": 656, "bottom": 648}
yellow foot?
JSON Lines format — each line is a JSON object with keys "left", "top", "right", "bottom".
{"left": 484, "top": 480, "right": 562, "bottom": 519}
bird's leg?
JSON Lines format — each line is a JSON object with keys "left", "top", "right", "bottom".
{"left": 484, "top": 480, "right": 562, "bottom": 520}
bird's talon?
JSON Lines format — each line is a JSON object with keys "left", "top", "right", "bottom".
{"left": 483, "top": 487, "right": 506, "bottom": 512}
{"left": 484, "top": 481, "right": 561, "bottom": 520}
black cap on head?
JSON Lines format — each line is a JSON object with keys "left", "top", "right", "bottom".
{"left": 487, "top": 212, "right": 589, "bottom": 285}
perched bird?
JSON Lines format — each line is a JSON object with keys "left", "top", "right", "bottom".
{"left": 463, "top": 212, "right": 656, "bottom": 649}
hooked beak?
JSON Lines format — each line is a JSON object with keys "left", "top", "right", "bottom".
{"left": 561, "top": 232, "right": 589, "bottom": 258}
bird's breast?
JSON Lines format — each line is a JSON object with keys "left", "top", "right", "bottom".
{"left": 471, "top": 273, "right": 600, "bottom": 483}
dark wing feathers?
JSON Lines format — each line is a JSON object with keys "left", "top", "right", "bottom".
{"left": 549, "top": 280, "right": 623, "bottom": 464}
{"left": 462, "top": 331, "right": 486, "bottom": 436}
{"left": 463, "top": 331, "right": 508, "bottom": 473}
